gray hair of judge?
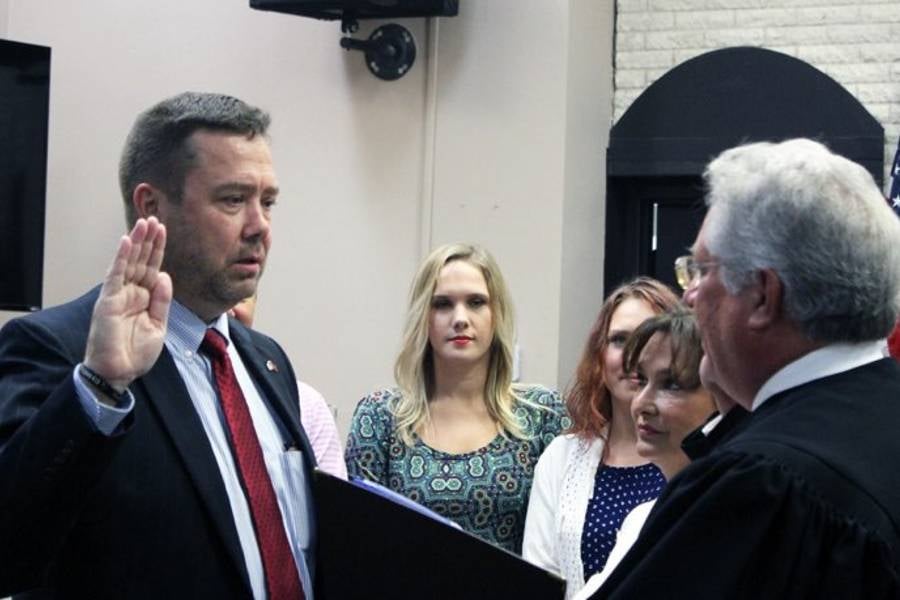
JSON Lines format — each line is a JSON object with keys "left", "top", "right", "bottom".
{"left": 702, "top": 138, "right": 900, "bottom": 343}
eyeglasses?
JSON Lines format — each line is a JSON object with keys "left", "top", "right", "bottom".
{"left": 674, "top": 255, "right": 718, "bottom": 291}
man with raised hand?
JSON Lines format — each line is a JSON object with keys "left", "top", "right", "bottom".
{"left": 0, "top": 93, "right": 315, "bottom": 600}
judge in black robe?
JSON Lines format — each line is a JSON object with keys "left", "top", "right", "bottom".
{"left": 593, "top": 138, "right": 900, "bottom": 599}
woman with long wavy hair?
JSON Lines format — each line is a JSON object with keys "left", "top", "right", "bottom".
{"left": 345, "top": 243, "right": 569, "bottom": 552}
{"left": 522, "top": 277, "right": 679, "bottom": 598}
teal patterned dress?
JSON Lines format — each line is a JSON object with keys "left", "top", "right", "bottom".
{"left": 345, "top": 385, "right": 570, "bottom": 553}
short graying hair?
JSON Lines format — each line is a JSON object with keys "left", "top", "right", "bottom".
{"left": 702, "top": 138, "right": 900, "bottom": 343}
{"left": 118, "top": 92, "right": 271, "bottom": 226}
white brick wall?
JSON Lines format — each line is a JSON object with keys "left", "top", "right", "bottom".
{"left": 614, "top": 0, "right": 900, "bottom": 189}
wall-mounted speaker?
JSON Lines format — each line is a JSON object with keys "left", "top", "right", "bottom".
{"left": 249, "top": 0, "right": 458, "bottom": 21}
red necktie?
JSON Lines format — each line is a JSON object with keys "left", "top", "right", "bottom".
{"left": 201, "top": 329, "right": 304, "bottom": 600}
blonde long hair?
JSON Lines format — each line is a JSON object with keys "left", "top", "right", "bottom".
{"left": 392, "top": 243, "right": 525, "bottom": 445}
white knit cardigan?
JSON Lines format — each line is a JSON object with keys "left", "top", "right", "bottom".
{"left": 521, "top": 434, "right": 605, "bottom": 599}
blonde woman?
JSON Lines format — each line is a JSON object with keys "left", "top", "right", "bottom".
{"left": 345, "top": 243, "right": 569, "bottom": 552}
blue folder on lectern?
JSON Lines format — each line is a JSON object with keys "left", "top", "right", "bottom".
{"left": 312, "top": 469, "right": 567, "bottom": 599}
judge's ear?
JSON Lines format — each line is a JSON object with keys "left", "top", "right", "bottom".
{"left": 132, "top": 183, "right": 164, "bottom": 219}
{"left": 747, "top": 268, "right": 783, "bottom": 330}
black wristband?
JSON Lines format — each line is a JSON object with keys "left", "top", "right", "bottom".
{"left": 80, "top": 364, "right": 128, "bottom": 404}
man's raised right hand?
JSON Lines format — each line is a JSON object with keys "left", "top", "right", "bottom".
{"left": 83, "top": 217, "right": 172, "bottom": 393}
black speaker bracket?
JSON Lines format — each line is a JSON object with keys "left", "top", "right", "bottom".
{"left": 340, "top": 23, "right": 416, "bottom": 81}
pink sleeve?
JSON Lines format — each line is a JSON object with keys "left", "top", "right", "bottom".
{"left": 297, "top": 380, "right": 347, "bottom": 479}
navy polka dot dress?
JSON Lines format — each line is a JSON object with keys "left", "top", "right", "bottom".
{"left": 580, "top": 463, "right": 665, "bottom": 579}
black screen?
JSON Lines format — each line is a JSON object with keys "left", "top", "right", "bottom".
{"left": 0, "top": 39, "right": 50, "bottom": 311}
{"left": 249, "top": 0, "right": 458, "bottom": 20}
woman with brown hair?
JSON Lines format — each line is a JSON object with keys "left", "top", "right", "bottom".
{"left": 522, "top": 277, "right": 679, "bottom": 598}
{"left": 573, "top": 307, "right": 717, "bottom": 599}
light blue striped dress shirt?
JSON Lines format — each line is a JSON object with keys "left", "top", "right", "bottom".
{"left": 75, "top": 300, "right": 314, "bottom": 599}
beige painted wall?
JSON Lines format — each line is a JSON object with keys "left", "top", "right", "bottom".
{"left": 413, "top": 0, "right": 612, "bottom": 393}
{"left": 430, "top": 3, "right": 569, "bottom": 388}
{"left": 1, "top": 1, "right": 614, "bottom": 435}
{"left": 559, "top": 0, "right": 614, "bottom": 392}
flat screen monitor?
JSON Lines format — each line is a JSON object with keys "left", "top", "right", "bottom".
{"left": 249, "top": 0, "right": 458, "bottom": 21}
{"left": 0, "top": 39, "right": 50, "bottom": 311}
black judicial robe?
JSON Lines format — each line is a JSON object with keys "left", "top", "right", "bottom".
{"left": 680, "top": 406, "right": 750, "bottom": 462}
{"left": 593, "top": 358, "right": 900, "bottom": 599}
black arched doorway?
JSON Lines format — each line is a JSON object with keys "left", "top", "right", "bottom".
{"left": 604, "top": 46, "right": 884, "bottom": 293}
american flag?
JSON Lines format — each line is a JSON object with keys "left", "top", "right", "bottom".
{"left": 891, "top": 137, "right": 900, "bottom": 217}
{"left": 889, "top": 137, "right": 900, "bottom": 361}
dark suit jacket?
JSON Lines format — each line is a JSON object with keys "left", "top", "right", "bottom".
{"left": 0, "top": 287, "right": 317, "bottom": 599}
